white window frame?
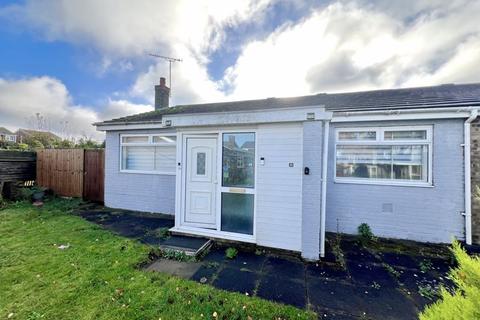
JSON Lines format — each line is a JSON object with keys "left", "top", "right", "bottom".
{"left": 119, "top": 133, "right": 177, "bottom": 175}
{"left": 334, "top": 125, "right": 433, "bottom": 187}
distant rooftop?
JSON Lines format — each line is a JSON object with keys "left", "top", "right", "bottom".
{"left": 16, "top": 129, "right": 61, "bottom": 140}
{"left": 0, "top": 127, "right": 14, "bottom": 134}
{"left": 98, "top": 83, "right": 480, "bottom": 125}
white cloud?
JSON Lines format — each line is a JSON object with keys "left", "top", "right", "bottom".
{"left": 1, "top": 0, "right": 480, "bottom": 114}
{"left": 0, "top": 76, "right": 151, "bottom": 140}
{"left": 0, "top": 0, "right": 272, "bottom": 105}
{"left": 0, "top": 0, "right": 271, "bottom": 58}
{"left": 222, "top": 0, "right": 480, "bottom": 98}
{"left": 99, "top": 99, "right": 152, "bottom": 120}
{"left": 130, "top": 0, "right": 480, "bottom": 103}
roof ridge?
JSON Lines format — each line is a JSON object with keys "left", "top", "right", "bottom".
{"left": 96, "top": 82, "right": 480, "bottom": 126}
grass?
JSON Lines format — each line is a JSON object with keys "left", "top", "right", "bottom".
{"left": 225, "top": 247, "right": 238, "bottom": 259}
{"left": 147, "top": 227, "right": 170, "bottom": 240}
{"left": 0, "top": 198, "right": 314, "bottom": 320}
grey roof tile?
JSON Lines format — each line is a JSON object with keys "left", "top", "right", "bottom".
{"left": 98, "top": 83, "right": 480, "bottom": 125}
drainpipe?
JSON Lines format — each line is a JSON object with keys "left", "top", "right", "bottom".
{"left": 320, "top": 120, "right": 330, "bottom": 257}
{"left": 464, "top": 109, "right": 478, "bottom": 245}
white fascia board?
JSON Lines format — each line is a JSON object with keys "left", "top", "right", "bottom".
{"left": 164, "top": 106, "right": 331, "bottom": 127}
{"left": 96, "top": 122, "right": 166, "bottom": 131}
{"left": 332, "top": 107, "right": 476, "bottom": 122}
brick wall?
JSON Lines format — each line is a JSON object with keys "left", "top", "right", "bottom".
{"left": 471, "top": 119, "right": 480, "bottom": 244}
{"left": 326, "top": 119, "right": 466, "bottom": 243}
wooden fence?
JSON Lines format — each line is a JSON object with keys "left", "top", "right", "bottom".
{"left": 0, "top": 150, "right": 36, "bottom": 199}
{"left": 0, "top": 150, "right": 36, "bottom": 182}
{"left": 83, "top": 149, "right": 104, "bottom": 203}
{"left": 37, "top": 149, "right": 104, "bottom": 202}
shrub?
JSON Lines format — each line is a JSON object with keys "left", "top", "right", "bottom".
{"left": 20, "top": 185, "right": 47, "bottom": 201}
{"left": 357, "top": 223, "right": 375, "bottom": 245}
{"left": 152, "top": 227, "right": 170, "bottom": 240}
{"left": 225, "top": 247, "right": 238, "bottom": 259}
{"left": 420, "top": 241, "right": 480, "bottom": 320}
{"left": 160, "top": 249, "right": 194, "bottom": 262}
{"left": 330, "top": 234, "right": 346, "bottom": 269}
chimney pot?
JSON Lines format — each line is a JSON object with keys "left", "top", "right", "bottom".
{"left": 155, "top": 76, "right": 170, "bottom": 109}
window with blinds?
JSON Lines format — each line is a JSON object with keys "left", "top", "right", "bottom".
{"left": 120, "top": 134, "right": 176, "bottom": 174}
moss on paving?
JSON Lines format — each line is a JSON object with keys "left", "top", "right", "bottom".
{"left": 0, "top": 199, "right": 314, "bottom": 320}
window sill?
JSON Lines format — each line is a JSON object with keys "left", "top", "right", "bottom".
{"left": 119, "top": 170, "right": 176, "bottom": 176}
{"left": 334, "top": 178, "right": 433, "bottom": 188}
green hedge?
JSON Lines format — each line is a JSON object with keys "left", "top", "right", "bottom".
{"left": 420, "top": 241, "right": 480, "bottom": 320}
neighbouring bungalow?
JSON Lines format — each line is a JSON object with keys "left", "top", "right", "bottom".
{"left": 95, "top": 78, "right": 480, "bottom": 260}
{"left": 0, "top": 127, "right": 17, "bottom": 143}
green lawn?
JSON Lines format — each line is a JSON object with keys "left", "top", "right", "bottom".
{"left": 0, "top": 199, "right": 314, "bottom": 320}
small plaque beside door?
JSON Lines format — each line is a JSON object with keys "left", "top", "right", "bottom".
{"left": 229, "top": 187, "right": 246, "bottom": 193}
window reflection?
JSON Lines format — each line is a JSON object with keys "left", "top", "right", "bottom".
{"left": 222, "top": 133, "right": 255, "bottom": 188}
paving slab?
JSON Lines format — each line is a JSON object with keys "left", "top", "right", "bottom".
{"left": 145, "top": 259, "right": 202, "bottom": 278}
{"left": 212, "top": 267, "right": 258, "bottom": 295}
{"left": 314, "top": 310, "right": 360, "bottom": 320}
{"left": 344, "top": 247, "right": 380, "bottom": 264}
{"left": 226, "top": 251, "right": 266, "bottom": 271}
{"left": 262, "top": 256, "right": 305, "bottom": 281}
{"left": 190, "top": 265, "right": 219, "bottom": 284}
{"left": 257, "top": 274, "right": 307, "bottom": 308}
{"left": 203, "top": 247, "right": 228, "bottom": 263}
{"left": 347, "top": 261, "right": 397, "bottom": 287}
{"left": 78, "top": 210, "right": 174, "bottom": 239}
{"left": 396, "top": 268, "right": 446, "bottom": 309}
{"left": 354, "top": 286, "right": 418, "bottom": 320}
{"left": 379, "top": 252, "right": 419, "bottom": 269}
{"left": 306, "top": 262, "right": 350, "bottom": 282}
{"left": 425, "top": 257, "right": 454, "bottom": 274}
{"left": 307, "top": 278, "right": 364, "bottom": 317}
{"left": 77, "top": 207, "right": 461, "bottom": 317}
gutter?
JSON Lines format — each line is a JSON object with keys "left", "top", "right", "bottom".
{"left": 332, "top": 106, "right": 477, "bottom": 122}
{"left": 464, "top": 109, "right": 478, "bottom": 245}
{"left": 320, "top": 120, "right": 330, "bottom": 258}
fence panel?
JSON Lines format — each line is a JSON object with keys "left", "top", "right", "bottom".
{"left": 83, "top": 149, "right": 104, "bottom": 202}
{"left": 0, "top": 151, "right": 36, "bottom": 182}
{"left": 37, "top": 149, "right": 84, "bottom": 197}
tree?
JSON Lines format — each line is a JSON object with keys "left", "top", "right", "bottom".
{"left": 420, "top": 241, "right": 480, "bottom": 320}
{"left": 29, "top": 139, "right": 45, "bottom": 149}
{"left": 75, "top": 137, "right": 103, "bottom": 149}
{"left": 55, "top": 139, "right": 75, "bottom": 149}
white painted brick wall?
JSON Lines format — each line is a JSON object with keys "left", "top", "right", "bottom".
{"left": 105, "top": 130, "right": 176, "bottom": 214}
{"left": 255, "top": 123, "right": 304, "bottom": 251}
{"left": 301, "top": 121, "right": 323, "bottom": 259}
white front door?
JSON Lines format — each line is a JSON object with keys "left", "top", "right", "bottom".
{"left": 184, "top": 137, "right": 217, "bottom": 227}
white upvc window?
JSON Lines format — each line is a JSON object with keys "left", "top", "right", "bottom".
{"left": 335, "top": 126, "right": 433, "bottom": 186}
{"left": 120, "top": 134, "right": 177, "bottom": 175}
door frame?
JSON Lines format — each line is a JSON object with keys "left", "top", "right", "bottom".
{"left": 176, "top": 128, "right": 257, "bottom": 242}
{"left": 181, "top": 134, "right": 218, "bottom": 229}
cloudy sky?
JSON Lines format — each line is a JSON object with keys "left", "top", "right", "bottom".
{"left": 0, "top": 0, "right": 480, "bottom": 140}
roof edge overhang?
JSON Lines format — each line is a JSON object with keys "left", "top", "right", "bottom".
{"left": 331, "top": 106, "right": 480, "bottom": 122}
{"left": 95, "top": 105, "right": 329, "bottom": 131}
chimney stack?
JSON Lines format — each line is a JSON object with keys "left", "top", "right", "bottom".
{"left": 155, "top": 77, "right": 170, "bottom": 109}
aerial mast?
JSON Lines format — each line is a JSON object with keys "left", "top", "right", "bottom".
{"left": 148, "top": 53, "right": 182, "bottom": 96}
